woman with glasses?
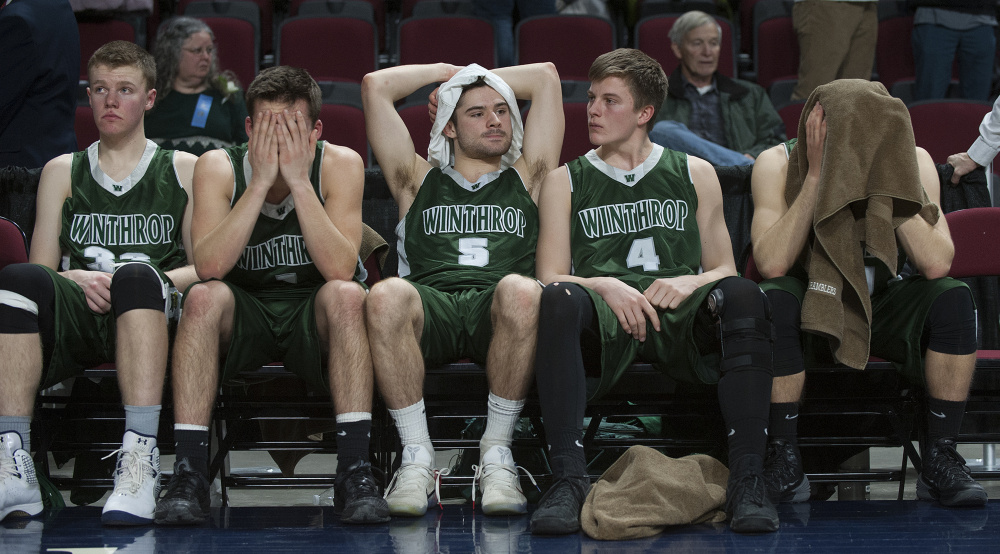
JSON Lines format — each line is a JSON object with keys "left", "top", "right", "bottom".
{"left": 145, "top": 17, "right": 249, "bottom": 156}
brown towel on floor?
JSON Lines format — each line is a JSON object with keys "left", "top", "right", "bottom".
{"left": 581, "top": 446, "right": 729, "bottom": 540}
{"left": 785, "top": 79, "right": 939, "bottom": 369}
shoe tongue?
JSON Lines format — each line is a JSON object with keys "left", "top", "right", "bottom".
{"left": 122, "top": 430, "right": 156, "bottom": 453}
{"left": 0, "top": 431, "right": 22, "bottom": 455}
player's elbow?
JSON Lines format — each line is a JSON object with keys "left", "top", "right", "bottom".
{"left": 755, "top": 258, "right": 790, "bottom": 280}
{"left": 919, "top": 258, "right": 952, "bottom": 281}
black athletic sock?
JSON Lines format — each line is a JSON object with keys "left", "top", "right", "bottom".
{"left": 535, "top": 283, "right": 592, "bottom": 477}
{"left": 926, "top": 397, "right": 967, "bottom": 446}
{"left": 769, "top": 402, "right": 800, "bottom": 443}
{"left": 335, "top": 419, "right": 372, "bottom": 471}
{"left": 174, "top": 429, "right": 210, "bottom": 478}
{"left": 719, "top": 369, "right": 772, "bottom": 463}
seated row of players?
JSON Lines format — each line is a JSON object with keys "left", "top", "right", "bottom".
{"left": 0, "top": 41, "right": 986, "bottom": 534}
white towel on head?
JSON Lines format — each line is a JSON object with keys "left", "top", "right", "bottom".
{"left": 427, "top": 64, "right": 524, "bottom": 170}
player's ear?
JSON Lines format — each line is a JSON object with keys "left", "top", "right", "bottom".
{"left": 245, "top": 116, "right": 253, "bottom": 137}
{"left": 312, "top": 118, "right": 323, "bottom": 141}
{"left": 443, "top": 120, "right": 457, "bottom": 139}
{"left": 637, "top": 104, "right": 654, "bottom": 128}
{"left": 145, "top": 88, "right": 156, "bottom": 111}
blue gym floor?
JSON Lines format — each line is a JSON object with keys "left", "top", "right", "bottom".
{"left": 4, "top": 500, "right": 996, "bottom": 553}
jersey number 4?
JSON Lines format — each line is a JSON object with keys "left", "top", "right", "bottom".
{"left": 458, "top": 237, "right": 489, "bottom": 267}
{"left": 626, "top": 237, "right": 660, "bottom": 271}
{"left": 84, "top": 246, "right": 151, "bottom": 273}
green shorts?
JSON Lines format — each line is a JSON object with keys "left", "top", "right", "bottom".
{"left": 40, "top": 264, "right": 174, "bottom": 389}
{"left": 410, "top": 281, "right": 498, "bottom": 367}
{"left": 211, "top": 282, "right": 326, "bottom": 392}
{"left": 760, "top": 274, "right": 971, "bottom": 385}
{"left": 584, "top": 280, "right": 722, "bottom": 401}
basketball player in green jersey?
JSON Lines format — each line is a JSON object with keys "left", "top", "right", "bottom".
{"left": 0, "top": 41, "right": 198, "bottom": 526}
{"left": 361, "top": 62, "right": 563, "bottom": 517}
{"left": 154, "top": 66, "right": 384, "bottom": 525}
{"left": 530, "top": 49, "right": 777, "bottom": 535}
{"left": 752, "top": 97, "right": 985, "bottom": 509}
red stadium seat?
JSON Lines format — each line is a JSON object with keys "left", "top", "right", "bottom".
{"left": 753, "top": 0, "right": 798, "bottom": 91}
{"left": 398, "top": 16, "right": 495, "bottom": 68}
{"left": 908, "top": 100, "right": 992, "bottom": 164}
{"left": 290, "top": 0, "right": 386, "bottom": 52}
{"left": 74, "top": 106, "right": 99, "bottom": 152}
{"left": 180, "top": 0, "right": 272, "bottom": 55}
{"left": 0, "top": 217, "right": 29, "bottom": 272}
{"left": 318, "top": 82, "right": 369, "bottom": 166}
{"left": 78, "top": 20, "right": 136, "bottom": 80}
{"left": 396, "top": 102, "right": 434, "bottom": 160}
{"left": 516, "top": 15, "right": 615, "bottom": 81}
{"left": 277, "top": 16, "right": 377, "bottom": 83}
{"left": 777, "top": 100, "right": 806, "bottom": 139}
{"left": 199, "top": 17, "right": 258, "bottom": 92}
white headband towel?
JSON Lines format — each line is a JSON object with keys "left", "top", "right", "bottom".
{"left": 427, "top": 63, "right": 524, "bottom": 171}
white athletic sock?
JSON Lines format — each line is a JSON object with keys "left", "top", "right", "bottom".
{"left": 388, "top": 399, "right": 433, "bottom": 459}
{"left": 480, "top": 392, "right": 525, "bottom": 459}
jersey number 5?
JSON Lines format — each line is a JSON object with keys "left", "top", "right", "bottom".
{"left": 458, "top": 237, "right": 489, "bottom": 267}
{"left": 626, "top": 237, "right": 660, "bottom": 271}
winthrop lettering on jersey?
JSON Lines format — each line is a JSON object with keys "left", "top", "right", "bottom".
{"left": 577, "top": 199, "right": 689, "bottom": 239}
{"left": 422, "top": 204, "right": 526, "bottom": 237}
{"left": 69, "top": 213, "right": 176, "bottom": 246}
{"left": 237, "top": 234, "right": 314, "bottom": 271}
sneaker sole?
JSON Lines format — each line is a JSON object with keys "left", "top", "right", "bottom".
{"left": 0, "top": 501, "right": 44, "bottom": 521}
{"left": 916, "top": 477, "right": 988, "bottom": 507}
{"left": 153, "top": 504, "right": 209, "bottom": 525}
{"left": 102, "top": 509, "right": 153, "bottom": 526}
{"left": 730, "top": 514, "right": 779, "bottom": 533}
{"left": 482, "top": 501, "right": 528, "bottom": 516}
{"left": 529, "top": 516, "right": 580, "bottom": 535}
{"left": 773, "top": 475, "right": 811, "bottom": 504}
{"left": 340, "top": 498, "right": 391, "bottom": 524}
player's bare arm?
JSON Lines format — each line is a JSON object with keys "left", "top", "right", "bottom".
{"left": 163, "top": 150, "right": 200, "bottom": 292}
{"left": 492, "top": 62, "right": 564, "bottom": 200}
{"left": 536, "top": 165, "right": 660, "bottom": 341}
{"left": 276, "top": 109, "right": 364, "bottom": 281}
{"left": 362, "top": 63, "right": 459, "bottom": 217}
{"left": 191, "top": 111, "right": 286, "bottom": 280}
{"left": 31, "top": 154, "right": 112, "bottom": 313}
{"left": 750, "top": 103, "right": 825, "bottom": 279}
{"left": 896, "top": 147, "right": 954, "bottom": 280}
{"left": 644, "top": 156, "right": 737, "bottom": 310}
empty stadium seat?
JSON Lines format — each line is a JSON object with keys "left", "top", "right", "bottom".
{"left": 291, "top": 0, "right": 386, "bottom": 53}
{"left": 753, "top": 0, "right": 797, "bottom": 91}
{"left": 276, "top": 16, "right": 377, "bottom": 83}
{"left": 909, "top": 99, "right": 992, "bottom": 164}
{"left": 180, "top": 0, "right": 272, "bottom": 55}
{"left": 317, "top": 82, "right": 369, "bottom": 166}
{"left": 516, "top": 14, "right": 615, "bottom": 81}
{"left": 74, "top": 106, "right": 99, "bottom": 152}
{"left": 78, "top": 19, "right": 136, "bottom": 80}
{"left": 398, "top": 15, "right": 496, "bottom": 68}
{"left": 198, "top": 17, "right": 258, "bottom": 92}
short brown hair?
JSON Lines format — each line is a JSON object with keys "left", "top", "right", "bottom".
{"left": 88, "top": 41, "right": 157, "bottom": 92}
{"left": 245, "top": 66, "right": 322, "bottom": 123}
{"left": 589, "top": 48, "right": 667, "bottom": 132}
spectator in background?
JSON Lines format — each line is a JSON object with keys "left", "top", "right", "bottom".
{"left": 649, "top": 11, "right": 785, "bottom": 166}
{"left": 947, "top": 95, "right": 1000, "bottom": 184}
{"left": 912, "top": 1, "right": 997, "bottom": 102}
{"left": 791, "top": 0, "right": 877, "bottom": 101}
{"left": 473, "top": 0, "right": 556, "bottom": 67}
{"left": 0, "top": 0, "right": 80, "bottom": 169}
{"left": 145, "top": 16, "right": 249, "bottom": 156}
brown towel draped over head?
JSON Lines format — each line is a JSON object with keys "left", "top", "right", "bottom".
{"left": 785, "top": 79, "right": 939, "bottom": 369}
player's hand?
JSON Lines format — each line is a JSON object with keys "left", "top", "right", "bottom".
{"left": 428, "top": 86, "right": 440, "bottom": 122}
{"left": 277, "top": 109, "right": 318, "bottom": 189}
{"left": 247, "top": 111, "right": 279, "bottom": 191}
{"left": 805, "top": 102, "right": 826, "bottom": 180}
{"left": 591, "top": 277, "right": 660, "bottom": 342}
{"left": 947, "top": 152, "right": 979, "bottom": 185}
{"left": 643, "top": 275, "right": 701, "bottom": 311}
{"left": 64, "top": 269, "right": 113, "bottom": 313}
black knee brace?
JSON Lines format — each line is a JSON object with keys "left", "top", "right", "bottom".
{"left": 110, "top": 262, "right": 167, "bottom": 317}
{"left": 710, "top": 277, "right": 774, "bottom": 375}
{"left": 925, "top": 286, "right": 978, "bottom": 356}
{"left": 0, "top": 263, "right": 54, "bottom": 334}
{"left": 764, "top": 288, "right": 805, "bottom": 378}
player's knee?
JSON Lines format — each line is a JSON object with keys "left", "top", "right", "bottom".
{"left": 765, "top": 288, "right": 804, "bottom": 377}
{"left": 318, "top": 280, "right": 366, "bottom": 321}
{"left": 539, "top": 281, "right": 590, "bottom": 324}
{"left": 181, "top": 281, "right": 232, "bottom": 321}
{"left": 366, "top": 277, "right": 418, "bottom": 323}
{"left": 0, "top": 263, "right": 53, "bottom": 333}
{"left": 493, "top": 274, "right": 541, "bottom": 320}
{"left": 110, "top": 262, "right": 166, "bottom": 317}
{"left": 713, "top": 277, "right": 773, "bottom": 376}
{"left": 926, "top": 286, "right": 978, "bottom": 356}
